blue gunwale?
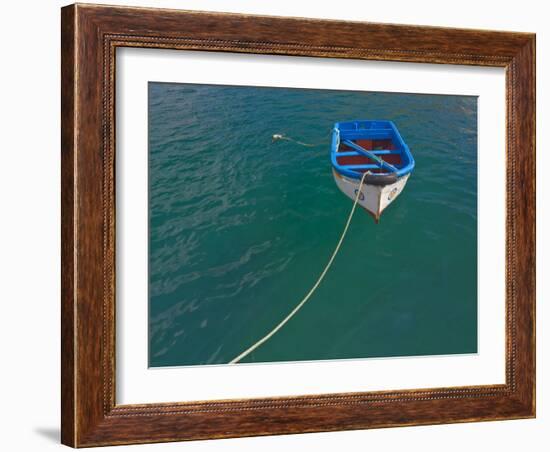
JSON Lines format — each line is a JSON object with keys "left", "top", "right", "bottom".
{"left": 330, "top": 120, "right": 415, "bottom": 180}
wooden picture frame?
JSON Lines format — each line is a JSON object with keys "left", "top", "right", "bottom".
{"left": 61, "top": 3, "right": 535, "bottom": 447}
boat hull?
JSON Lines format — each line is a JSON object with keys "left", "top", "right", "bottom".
{"left": 332, "top": 169, "right": 410, "bottom": 222}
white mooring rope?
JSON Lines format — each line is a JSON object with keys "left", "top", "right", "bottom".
{"left": 272, "top": 133, "right": 319, "bottom": 147}
{"left": 229, "top": 170, "right": 369, "bottom": 364}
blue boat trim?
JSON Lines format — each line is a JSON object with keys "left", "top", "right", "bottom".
{"left": 330, "top": 120, "right": 415, "bottom": 181}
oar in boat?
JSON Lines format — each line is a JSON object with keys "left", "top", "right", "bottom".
{"left": 341, "top": 139, "right": 399, "bottom": 173}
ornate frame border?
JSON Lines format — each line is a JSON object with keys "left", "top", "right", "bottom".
{"left": 61, "top": 4, "right": 535, "bottom": 447}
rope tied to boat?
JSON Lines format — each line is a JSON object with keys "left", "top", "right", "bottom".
{"left": 272, "top": 133, "right": 319, "bottom": 147}
{"left": 229, "top": 170, "right": 369, "bottom": 364}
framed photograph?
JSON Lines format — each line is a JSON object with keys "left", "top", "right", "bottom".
{"left": 61, "top": 3, "right": 535, "bottom": 447}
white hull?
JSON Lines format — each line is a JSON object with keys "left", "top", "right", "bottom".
{"left": 332, "top": 169, "right": 410, "bottom": 222}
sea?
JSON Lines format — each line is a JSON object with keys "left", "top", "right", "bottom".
{"left": 148, "top": 82, "right": 478, "bottom": 367}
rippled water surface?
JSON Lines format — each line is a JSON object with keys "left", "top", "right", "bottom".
{"left": 148, "top": 82, "right": 477, "bottom": 367}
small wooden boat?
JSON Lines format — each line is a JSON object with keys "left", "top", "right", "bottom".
{"left": 331, "top": 120, "right": 415, "bottom": 222}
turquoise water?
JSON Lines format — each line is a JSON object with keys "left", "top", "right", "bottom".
{"left": 148, "top": 82, "right": 477, "bottom": 367}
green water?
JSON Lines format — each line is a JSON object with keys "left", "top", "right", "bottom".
{"left": 148, "top": 82, "right": 477, "bottom": 367}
